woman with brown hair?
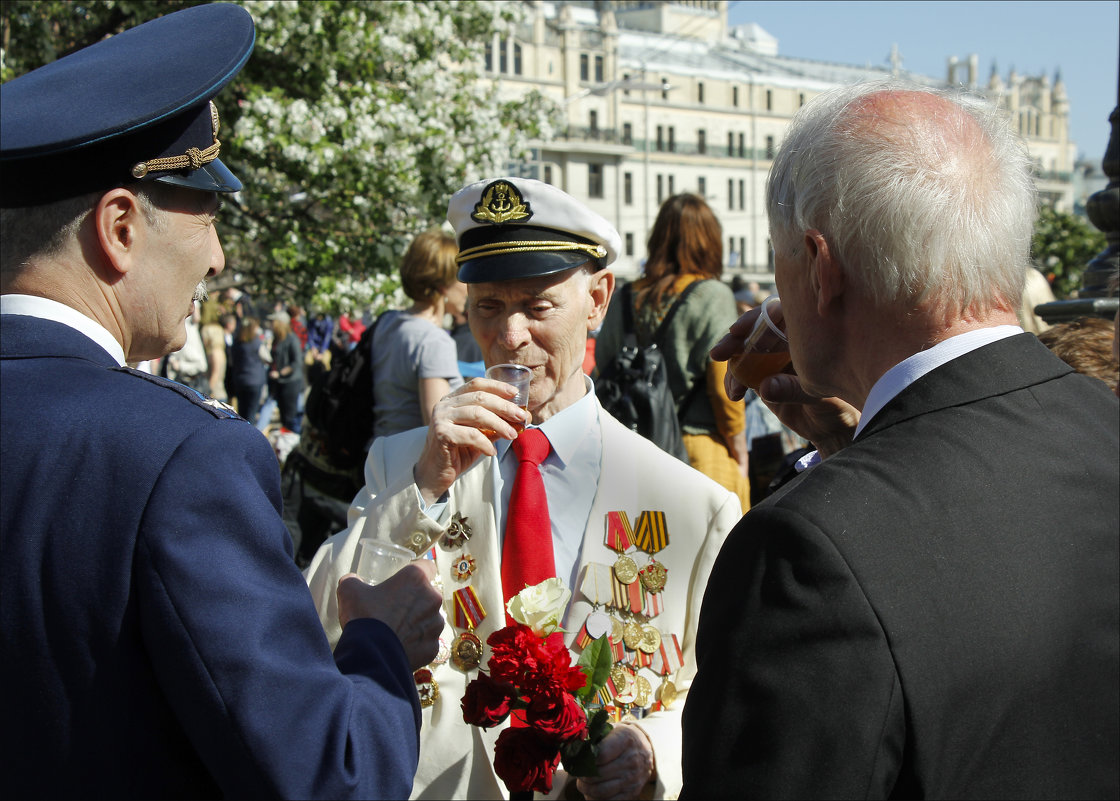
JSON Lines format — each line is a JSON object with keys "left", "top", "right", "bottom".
{"left": 596, "top": 193, "right": 750, "bottom": 509}
{"left": 370, "top": 229, "right": 466, "bottom": 439}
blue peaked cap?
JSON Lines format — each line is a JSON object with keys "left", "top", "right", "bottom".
{"left": 0, "top": 3, "right": 255, "bottom": 207}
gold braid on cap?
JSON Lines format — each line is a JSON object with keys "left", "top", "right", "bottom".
{"left": 456, "top": 240, "right": 608, "bottom": 264}
{"left": 131, "top": 102, "right": 222, "bottom": 179}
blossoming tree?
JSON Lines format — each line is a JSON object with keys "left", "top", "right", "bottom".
{"left": 1, "top": 0, "right": 561, "bottom": 313}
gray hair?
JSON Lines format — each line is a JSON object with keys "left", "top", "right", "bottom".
{"left": 1, "top": 184, "right": 171, "bottom": 277}
{"left": 766, "top": 80, "right": 1037, "bottom": 313}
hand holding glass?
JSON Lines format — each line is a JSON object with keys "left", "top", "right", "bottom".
{"left": 357, "top": 539, "right": 415, "bottom": 585}
{"left": 482, "top": 363, "right": 532, "bottom": 438}
{"left": 729, "top": 296, "right": 792, "bottom": 392}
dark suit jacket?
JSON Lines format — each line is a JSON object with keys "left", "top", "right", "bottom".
{"left": 0, "top": 314, "right": 421, "bottom": 799}
{"left": 682, "top": 333, "right": 1120, "bottom": 799}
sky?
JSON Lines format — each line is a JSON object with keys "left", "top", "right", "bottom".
{"left": 726, "top": 0, "right": 1119, "bottom": 164}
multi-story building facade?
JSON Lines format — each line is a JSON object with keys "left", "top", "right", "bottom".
{"left": 485, "top": 1, "right": 1077, "bottom": 281}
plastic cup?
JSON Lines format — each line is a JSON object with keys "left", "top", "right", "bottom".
{"left": 731, "top": 296, "right": 791, "bottom": 392}
{"left": 485, "top": 363, "right": 533, "bottom": 410}
{"left": 356, "top": 539, "right": 415, "bottom": 586}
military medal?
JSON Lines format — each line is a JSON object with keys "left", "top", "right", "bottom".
{"left": 622, "top": 620, "right": 643, "bottom": 651}
{"left": 638, "top": 624, "right": 662, "bottom": 654}
{"left": 605, "top": 511, "right": 639, "bottom": 584}
{"left": 639, "top": 560, "right": 668, "bottom": 593}
{"left": 451, "top": 631, "right": 483, "bottom": 671}
{"left": 656, "top": 677, "right": 678, "bottom": 709}
{"left": 633, "top": 675, "right": 653, "bottom": 708}
{"left": 452, "top": 554, "right": 476, "bottom": 581}
{"left": 610, "top": 665, "right": 636, "bottom": 705}
{"left": 414, "top": 668, "right": 440, "bottom": 708}
{"left": 431, "top": 636, "right": 451, "bottom": 667}
{"left": 633, "top": 511, "right": 670, "bottom": 593}
{"left": 609, "top": 616, "right": 625, "bottom": 644}
{"left": 578, "top": 562, "right": 613, "bottom": 606}
{"left": 585, "top": 610, "right": 612, "bottom": 640}
{"left": 450, "top": 586, "right": 486, "bottom": 671}
{"left": 441, "top": 511, "right": 472, "bottom": 549}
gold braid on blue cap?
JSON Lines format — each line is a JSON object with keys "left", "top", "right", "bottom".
{"left": 456, "top": 240, "right": 608, "bottom": 265}
{"left": 130, "top": 102, "right": 221, "bottom": 179}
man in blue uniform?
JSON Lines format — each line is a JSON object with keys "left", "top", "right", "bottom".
{"left": 0, "top": 5, "right": 442, "bottom": 798}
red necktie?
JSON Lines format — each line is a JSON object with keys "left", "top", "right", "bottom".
{"left": 501, "top": 427, "right": 555, "bottom": 626}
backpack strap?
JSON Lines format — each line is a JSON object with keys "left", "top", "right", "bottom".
{"left": 648, "top": 279, "right": 711, "bottom": 422}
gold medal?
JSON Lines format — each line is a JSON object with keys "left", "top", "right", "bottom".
{"left": 622, "top": 621, "right": 643, "bottom": 651}
{"left": 452, "top": 553, "right": 476, "bottom": 581}
{"left": 638, "top": 624, "right": 661, "bottom": 654}
{"left": 613, "top": 554, "right": 639, "bottom": 584}
{"left": 441, "top": 511, "right": 472, "bottom": 549}
{"left": 639, "top": 558, "right": 668, "bottom": 593}
{"left": 414, "top": 668, "right": 440, "bottom": 708}
{"left": 633, "top": 675, "right": 653, "bottom": 707}
{"left": 450, "top": 631, "right": 482, "bottom": 671}
{"left": 656, "top": 677, "right": 678, "bottom": 709}
{"left": 407, "top": 530, "right": 430, "bottom": 555}
{"left": 609, "top": 616, "right": 625, "bottom": 644}
{"left": 611, "top": 665, "right": 636, "bottom": 704}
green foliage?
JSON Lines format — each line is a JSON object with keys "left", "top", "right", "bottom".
{"left": 1031, "top": 205, "right": 1108, "bottom": 299}
{"left": 1, "top": 0, "right": 561, "bottom": 312}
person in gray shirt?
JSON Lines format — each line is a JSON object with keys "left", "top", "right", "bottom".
{"left": 372, "top": 230, "right": 465, "bottom": 439}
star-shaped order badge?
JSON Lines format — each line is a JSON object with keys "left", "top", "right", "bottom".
{"left": 452, "top": 554, "right": 476, "bottom": 581}
{"left": 441, "top": 511, "right": 472, "bottom": 549}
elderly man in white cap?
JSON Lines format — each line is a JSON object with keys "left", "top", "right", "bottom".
{"left": 306, "top": 177, "right": 742, "bottom": 800}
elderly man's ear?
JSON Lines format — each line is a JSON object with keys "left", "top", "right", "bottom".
{"left": 805, "top": 229, "right": 844, "bottom": 316}
{"left": 587, "top": 267, "right": 615, "bottom": 329}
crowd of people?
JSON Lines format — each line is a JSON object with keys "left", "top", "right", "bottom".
{"left": 2, "top": 6, "right": 1117, "bottom": 801}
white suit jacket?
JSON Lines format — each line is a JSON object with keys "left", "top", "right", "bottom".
{"left": 305, "top": 402, "right": 742, "bottom": 799}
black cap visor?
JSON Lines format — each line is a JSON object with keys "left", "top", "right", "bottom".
{"left": 458, "top": 249, "right": 596, "bottom": 284}
{"left": 154, "top": 157, "right": 242, "bottom": 194}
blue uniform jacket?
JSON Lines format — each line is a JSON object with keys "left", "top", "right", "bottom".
{"left": 0, "top": 314, "right": 421, "bottom": 799}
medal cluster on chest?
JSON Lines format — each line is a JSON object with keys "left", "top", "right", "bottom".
{"left": 410, "top": 508, "right": 685, "bottom": 718}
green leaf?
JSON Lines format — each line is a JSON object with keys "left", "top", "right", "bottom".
{"left": 586, "top": 707, "right": 613, "bottom": 746}
{"left": 576, "top": 637, "right": 614, "bottom": 700}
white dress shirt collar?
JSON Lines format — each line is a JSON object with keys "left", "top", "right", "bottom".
{"left": 1, "top": 293, "right": 126, "bottom": 366}
{"left": 855, "top": 325, "right": 1023, "bottom": 438}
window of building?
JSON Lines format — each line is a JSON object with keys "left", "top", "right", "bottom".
{"left": 798, "top": 92, "right": 805, "bottom": 107}
{"left": 500, "top": 39, "right": 508, "bottom": 73}
{"left": 740, "top": 237, "right": 746, "bottom": 265}
{"left": 738, "top": 179, "right": 745, "bottom": 211}
{"left": 589, "top": 110, "right": 599, "bottom": 134}
{"left": 580, "top": 53, "right": 589, "bottom": 82}
{"left": 697, "top": 129, "right": 706, "bottom": 155}
{"left": 543, "top": 165, "right": 552, "bottom": 185}
{"left": 738, "top": 133, "right": 745, "bottom": 158}
{"left": 622, "top": 122, "right": 633, "bottom": 146}
{"left": 657, "top": 174, "right": 664, "bottom": 204}
{"left": 728, "top": 131, "right": 735, "bottom": 157}
{"left": 656, "top": 125, "right": 664, "bottom": 152}
{"left": 484, "top": 40, "right": 494, "bottom": 72}
{"left": 733, "top": 86, "right": 739, "bottom": 107}
{"left": 625, "top": 232, "right": 634, "bottom": 256}
{"left": 698, "top": 82, "right": 705, "bottom": 103}
{"left": 668, "top": 175, "right": 675, "bottom": 195}
{"left": 589, "top": 163, "right": 603, "bottom": 199}
{"left": 595, "top": 55, "right": 604, "bottom": 83}
{"left": 513, "top": 43, "right": 522, "bottom": 76}
{"left": 766, "top": 135, "right": 775, "bottom": 159}
{"left": 624, "top": 172, "right": 633, "bottom": 205}
{"left": 662, "top": 78, "right": 669, "bottom": 100}
{"left": 668, "top": 126, "right": 675, "bottom": 153}
{"left": 766, "top": 89, "right": 773, "bottom": 111}
{"left": 728, "top": 178, "right": 734, "bottom": 210}
{"left": 623, "top": 73, "right": 631, "bottom": 96}
{"left": 698, "top": 176, "right": 706, "bottom": 197}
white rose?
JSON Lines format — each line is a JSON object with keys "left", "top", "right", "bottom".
{"left": 506, "top": 578, "right": 571, "bottom": 637}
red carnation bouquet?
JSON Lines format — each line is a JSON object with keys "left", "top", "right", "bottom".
{"left": 461, "top": 578, "right": 614, "bottom": 796}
